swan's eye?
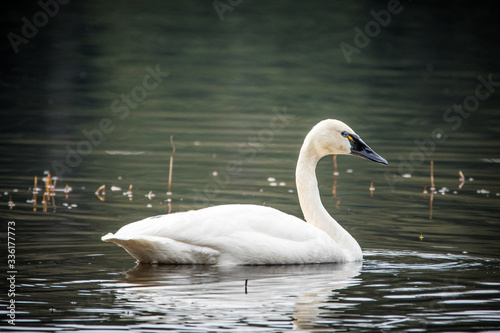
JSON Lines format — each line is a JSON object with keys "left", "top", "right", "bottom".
{"left": 342, "top": 131, "right": 364, "bottom": 150}
{"left": 341, "top": 131, "right": 354, "bottom": 142}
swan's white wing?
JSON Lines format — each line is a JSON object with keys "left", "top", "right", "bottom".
{"left": 101, "top": 234, "right": 221, "bottom": 264}
{"left": 102, "top": 204, "right": 344, "bottom": 265}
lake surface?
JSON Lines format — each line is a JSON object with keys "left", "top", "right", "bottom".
{"left": 1, "top": 1, "right": 500, "bottom": 331}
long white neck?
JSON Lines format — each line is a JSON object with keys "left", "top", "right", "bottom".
{"left": 295, "top": 137, "right": 361, "bottom": 256}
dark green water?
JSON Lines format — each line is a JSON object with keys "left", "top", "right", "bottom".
{"left": 1, "top": 1, "right": 500, "bottom": 331}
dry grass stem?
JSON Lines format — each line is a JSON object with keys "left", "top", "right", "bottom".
{"left": 166, "top": 135, "right": 176, "bottom": 214}
{"left": 167, "top": 135, "right": 175, "bottom": 195}
{"left": 458, "top": 170, "right": 465, "bottom": 189}
{"left": 430, "top": 160, "right": 435, "bottom": 191}
{"left": 127, "top": 184, "right": 133, "bottom": 201}
{"left": 95, "top": 184, "right": 106, "bottom": 201}
{"left": 42, "top": 173, "right": 52, "bottom": 212}
{"left": 32, "top": 176, "right": 38, "bottom": 211}
{"left": 51, "top": 179, "right": 57, "bottom": 212}
{"left": 42, "top": 192, "right": 47, "bottom": 212}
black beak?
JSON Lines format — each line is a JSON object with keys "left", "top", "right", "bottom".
{"left": 342, "top": 131, "right": 388, "bottom": 165}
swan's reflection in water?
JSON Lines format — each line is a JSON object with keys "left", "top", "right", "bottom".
{"left": 104, "top": 261, "right": 362, "bottom": 330}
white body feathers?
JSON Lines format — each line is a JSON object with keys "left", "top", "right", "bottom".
{"left": 102, "top": 119, "right": 383, "bottom": 265}
{"left": 102, "top": 204, "right": 353, "bottom": 265}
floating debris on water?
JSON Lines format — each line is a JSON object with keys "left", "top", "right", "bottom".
{"left": 438, "top": 187, "right": 449, "bottom": 195}
{"left": 458, "top": 170, "right": 466, "bottom": 189}
{"left": 480, "top": 158, "right": 500, "bottom": 163}
{"left": 95, "top": 185, "right": 106, "bottom": 201}
{"left": 105, "top": 150, "right": 146, "bottom": 155}
{"left": 123, "top": 185, "right": 133, "bottom": 201}
{"left": 64, "top": 184, "right": 71, "bottom": 198}
{"left": 8, "top": 195, "right": 14, "bottom": 209}
{"left": 4, "top": 152, "right": 497, "bottom": 217}
{"left": 42, "top": 192, "right": 47, "bottom": 212}
{"left": 5, "top": 173, "right": 71, "bottom": 212}
{"left": 267, "top": 177, "right": 283, "bottom": 187}
{"left": 41, "top": 173, "right": 57, "bottom": 212}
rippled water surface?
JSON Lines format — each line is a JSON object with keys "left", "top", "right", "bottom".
{"left": 2, "top": 1, "right": 500, "bottom": 331}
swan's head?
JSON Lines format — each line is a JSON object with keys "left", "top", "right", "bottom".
{"left": 307, "top": 119, "right": 388, "bottom": 165}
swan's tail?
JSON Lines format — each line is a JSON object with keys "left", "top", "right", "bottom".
{"left": 101, "top": 233, "right": 219, "bottom": 264}
{"left": 101, "top": 233, "right": 117, "bottom": 242}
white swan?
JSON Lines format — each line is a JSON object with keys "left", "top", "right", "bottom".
{"left": 102, "top": 119, "right": 387, "bottom": 265}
